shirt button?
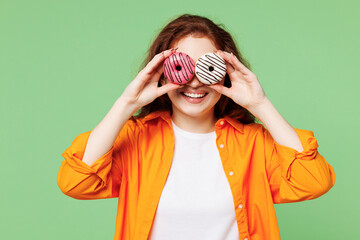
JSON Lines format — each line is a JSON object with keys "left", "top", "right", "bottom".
{"left": 220, "top": 120, "right": 225, "bottom": 125}
{"left": 238, "top": 204, "right": 243, "bottom": 209}
{"left": 244, "top": 238, "right": 249, "bottom": 240}
{"left": 229, "top": 171, "right": 234, "bottom": 176}
{"left": 219, "top": 144, "right": 224, "bottom": 148}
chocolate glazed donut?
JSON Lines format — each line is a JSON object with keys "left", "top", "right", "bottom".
{"left": 163, "top": 52, "right": 195, "bottom": 84}
{"left": 195, "top": 53, "right": 227, "bottom": 85}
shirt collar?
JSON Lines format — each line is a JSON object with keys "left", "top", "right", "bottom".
{"left": 218, "top": 116, "right": 245, "bottom": 134}
{"left": 141, "top": 110, "right": 172, "bottom": 125}
{"left": 140, "top": 111, "right": 244, "bottom": 134}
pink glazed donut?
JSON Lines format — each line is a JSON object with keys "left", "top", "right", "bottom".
{"left": 163, "top": 52, "right": 195, "bottom": 84}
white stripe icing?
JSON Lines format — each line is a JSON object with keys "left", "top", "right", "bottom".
{"left": 195, "top": 52, "right": 226, "bottom": 84}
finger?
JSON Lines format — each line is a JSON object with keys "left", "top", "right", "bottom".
{"left": 152, "top": 62, "right": 165, "bottom": 81}
{"left": 144, "top": 48, "right": 178, "bottom": 76}
{"left": 208, "top": 83, "right": 231, "bottom": 98}
{"left": 131, "top": 48, "right": 176, "bottom": 92}
{"left": 157, "top": 82, "right": 182, "bottom": 97}
{"left": 216, "top": 50, "right": 244, "bottom": 78}
{"left": 219, "top": 50, "right": 252, "bottom": 75}
{"left": 227, "top": 51, "right": 253, "bottom": 75}
{"left": 146, "top": 63, "right": 164, "bottom": 84}
{"left": 225, "top": 61, "right": 235, "bottom": 74}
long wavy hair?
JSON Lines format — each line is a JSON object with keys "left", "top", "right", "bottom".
{"left": 134, "top": 14, "right": 257, "bottom": 124}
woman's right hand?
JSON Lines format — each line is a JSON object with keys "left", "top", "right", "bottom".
{"left": 119, "top": 48, "right": 181, "bottom": 111}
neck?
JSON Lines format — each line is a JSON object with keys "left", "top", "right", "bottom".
{"left": 171, "top": 110, "right": 217, "bottom": 133}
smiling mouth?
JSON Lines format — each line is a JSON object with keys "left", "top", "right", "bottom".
{"left": 181, "top": 92, "right": 208, "bottom": 98}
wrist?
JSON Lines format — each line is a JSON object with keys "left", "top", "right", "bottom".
{"left": 115, "top": 96, "right": 140, "bottom": 117}
{"left": 247, "top": 97, "right": 271, "bottom": 117}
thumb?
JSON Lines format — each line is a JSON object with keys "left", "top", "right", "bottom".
{"left": 157, "top": 83, "right": 182, "bottom": 97}
{"left": 208, "top": 84, "right": 231, "bottom": 98}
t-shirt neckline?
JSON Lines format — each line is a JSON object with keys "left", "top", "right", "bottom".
{"left": 171, "top": 119, "right": 216, "bottom": 139}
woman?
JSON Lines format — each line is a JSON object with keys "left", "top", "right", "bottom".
{"left": 57, "top": 14, "right": 335, "bottom": 240}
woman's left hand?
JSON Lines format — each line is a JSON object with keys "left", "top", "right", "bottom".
{"left": 209, "top": 50, "right": 268, "bottom": 111}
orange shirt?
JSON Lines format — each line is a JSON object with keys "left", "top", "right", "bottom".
{"left": 57, "top": 111, "right": 335, "bottom": 240}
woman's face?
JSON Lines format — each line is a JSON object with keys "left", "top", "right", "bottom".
{"left": 165, "top": 35, "right": 225, "bottom": 120}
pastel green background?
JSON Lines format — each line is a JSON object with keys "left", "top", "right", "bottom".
{"left": 1, "top": 0, "right": 358, "bottom": 239}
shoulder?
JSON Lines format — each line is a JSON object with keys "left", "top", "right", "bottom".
{"left": 132, "top": 110, "right": 171, "bottom": 128}
{"left": 244, "top": 122, "right": 267, "bottom": 134}
{"left": 223, "top": 116, "right": 265, "bottom": 136}
{"left": 119, "top": 110, "right": 171, "bottom": 136}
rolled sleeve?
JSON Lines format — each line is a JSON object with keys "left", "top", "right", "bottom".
{"left": 275, "top": 128, "right": 319, "bottom": 180}
{"left": 57, "top": 130, "right": 122, "bottom": 200}
{"left": 61, "top": 131, "right": 114, "bottom": 184}
{"left": 265, "top": 127, "right": 336, "bottom": 203}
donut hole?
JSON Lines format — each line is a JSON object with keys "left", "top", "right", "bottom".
{"left": 209, "top": 66, "right": 214, "bottom": 72}
{"left": 175, "top": 65, "right": 182, "bottom": 71}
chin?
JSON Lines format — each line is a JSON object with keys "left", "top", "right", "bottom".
{"left": 172, "top": 103, "right": 217, "bottom": 119}
{"left": 168, "top": 89, "right": 221, "bottom": 119}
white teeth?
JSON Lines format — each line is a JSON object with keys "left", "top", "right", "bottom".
{"left": 183, "top": 92, "right": 206, "bottom": 98}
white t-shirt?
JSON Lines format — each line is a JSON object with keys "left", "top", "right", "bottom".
{"left": 148, "top": 120, "right": 240, "bottom": 240}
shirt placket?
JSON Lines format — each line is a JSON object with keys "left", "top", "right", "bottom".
{"left": 216, "top": 120, "right": 250, "bottom": 240}
{"left": 139, "top": 125, "right": 175, "bottom": 240}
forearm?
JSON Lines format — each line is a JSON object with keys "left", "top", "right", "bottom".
{"left": 248, "top": 97, "right": 304, "bottom": 152}
{"left": 82, "top": 96, "right": 139, "bottom": 167}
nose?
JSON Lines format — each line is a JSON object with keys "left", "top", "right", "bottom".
{"left": 186, "top": 76, "right": 204, "bottom": 88}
